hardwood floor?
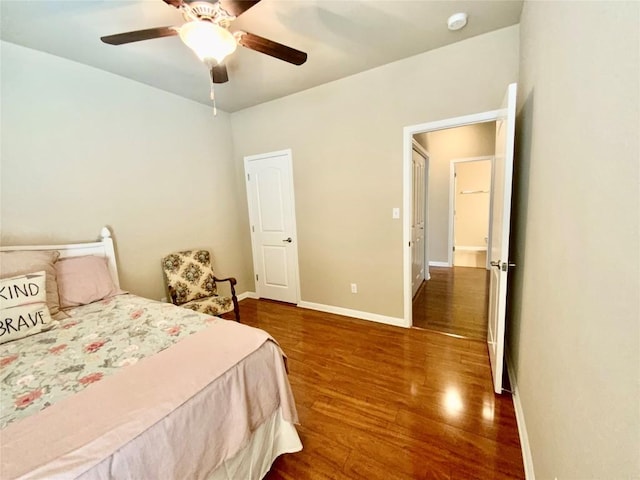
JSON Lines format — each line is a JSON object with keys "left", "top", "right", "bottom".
{"left": 239, "top": 298, "right": 524, "bottom": 480}
{"left": 413, "top": 266, "right": 490, "bottom": 340}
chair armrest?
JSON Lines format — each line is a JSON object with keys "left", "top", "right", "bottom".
{"left": 213, "top": 276, "right": 240, "bottom": 322}
{"left": 167, "top": 285, "right": 178, "bottom": 305}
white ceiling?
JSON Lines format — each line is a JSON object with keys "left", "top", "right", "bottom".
{"left": 1, "top": 0, "right": 523, "bottom": 113}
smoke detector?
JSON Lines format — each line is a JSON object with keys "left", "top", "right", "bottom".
{"left": 447, "top": 13, "right": 468, "bottom": 31}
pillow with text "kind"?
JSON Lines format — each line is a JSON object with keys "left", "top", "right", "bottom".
{"left": 0, "top": 271, "right": 54, "bottom": 344}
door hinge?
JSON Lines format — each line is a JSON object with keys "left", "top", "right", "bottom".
{"left": 453, "top": 246, "right": 456, "bottom": 251}
{"left": 251, "top": 225, "right": 254, "bottom": 233}
{"left": 247, "top": 173, "right": 250, "bottom": 181}
{"left": 256, "top": 274, "right": 259, "bottom": 281}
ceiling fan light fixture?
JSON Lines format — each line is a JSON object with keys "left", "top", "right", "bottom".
{"left": 179, "top": 20, "right": 237, "bottom": 64}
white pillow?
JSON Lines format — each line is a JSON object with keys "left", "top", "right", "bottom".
{"left": 0, "top": 271, "right": 54, "bottom": 344}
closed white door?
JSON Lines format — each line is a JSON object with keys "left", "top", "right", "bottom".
{"left": 244, "top": 150, "right": 300, "bottom": 304}
{"left": 487, "top": 83, "right": 517, "bottom": 394}
{"left": 411, "top": 146, "right": 426, "bottom": 296}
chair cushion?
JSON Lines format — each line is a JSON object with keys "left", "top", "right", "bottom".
{"left": 162, "top": 250, "right": 217, "bottom": 305}
{"left": 180, "top": 296, "right": 234, "bottom": 317}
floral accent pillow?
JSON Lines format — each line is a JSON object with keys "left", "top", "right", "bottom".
{"left": 0, "top": 271, "right": 54, "bottom": 344}
{"left": 162, "top": 250, "right": 218, "bottom": 305}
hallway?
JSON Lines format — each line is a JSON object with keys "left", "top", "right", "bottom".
{"left": 413, "top": 266, "right": 490, "bottom": 340}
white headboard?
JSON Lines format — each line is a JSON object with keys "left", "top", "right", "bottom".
{"left": 0, "top": 227, "right": 120, "bottom": 288}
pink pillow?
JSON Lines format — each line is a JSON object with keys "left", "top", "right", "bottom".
{"left": 55, "top": 256, "right": 124, "bottom": 308}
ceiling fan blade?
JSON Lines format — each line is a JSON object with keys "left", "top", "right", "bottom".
{"left": 101, "top": 27, "right": 178, "bottom": 45}
{"left": 238, "top": 32, "right": 307, "bottom": 66}
{"left": 221, "top": 0, "right": 261, "bottom": 17}
{"left": 210, "top": 64, "right": 229, "bottom": 83}
{"left": 162, "top": 0, "right": 184, "bottom": 8}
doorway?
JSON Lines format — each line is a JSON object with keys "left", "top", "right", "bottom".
{"left": 412, "top": 122, "right": 496, "bottom": 341}
{"left": 403, "top": 111, "right": 504, "bottom": 328}
{"left": 409, "top": 124, "right": 495, "bottom": 339}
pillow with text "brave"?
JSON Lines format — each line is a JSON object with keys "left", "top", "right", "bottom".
{"left": 0, "top": 271, "right": 54, "bottom": 344}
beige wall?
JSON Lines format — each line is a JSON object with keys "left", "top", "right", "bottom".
{"left": 421, "top": 122, "right": 496, "bottom": 263}
{"left": 230, "top": 26, "right": 519, "bottom": 318}
{"left": 510, "top": 1, "right": 639, "bottom": 478}
{"left": 0, "top": 41, "right": 253, "bottom": 300}
{"left": 414, "top": 134, "right": 429, "bottom": 152}
{"left": 454, "top": 160, "right": 491, "bottom": 246}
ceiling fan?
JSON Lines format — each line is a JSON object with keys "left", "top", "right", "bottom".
{"left": 101, "top": 0, "right": 307, "bottom": 85}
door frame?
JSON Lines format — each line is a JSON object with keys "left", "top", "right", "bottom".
{"left": 448, "top": 155, "right": 495, "bottom": 269}
{"left": 244, "top": 148, "right": 302, "bottom": 304}
{"left": 403, "top": 110, "right": 500, "bottom": 327}
{"left": 411, "top": 139, "right": 430, "bottom": 284}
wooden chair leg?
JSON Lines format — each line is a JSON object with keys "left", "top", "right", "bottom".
{"left": 230, "top": 280, "right": 240, "bottom": 322}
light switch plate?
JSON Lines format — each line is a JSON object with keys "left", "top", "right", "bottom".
{"left": 392, "top": 207, "right": 400, "bottom": 219}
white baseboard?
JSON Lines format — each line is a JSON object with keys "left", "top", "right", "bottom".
{"left": 297, "top": 301, "right": 409, "bottom": 328}
{"left": 239, "top": 295, "right": 408, "bottom": 328}
{"left": 429, "top": 261, "right": 450, "bottom": 267}
{"left": 237, "top": 291, "right": 258, "bottom": 301}
{"left": 506, "top": 352, "right": 535, "bottom": 480}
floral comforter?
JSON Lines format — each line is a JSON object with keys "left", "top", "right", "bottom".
{"left": 0, "top": 294, "right": 220, "bottom": 429}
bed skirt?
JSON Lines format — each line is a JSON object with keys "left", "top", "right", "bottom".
{"left": 208, "top": 407, "right": 302, "bottom": 480}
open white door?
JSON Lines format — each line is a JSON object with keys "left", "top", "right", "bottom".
{"left": 487, "top": 83, "right": 517, "bottom": 394}
{"left": 245, "top": 150, "right": 300, "bottom": 304}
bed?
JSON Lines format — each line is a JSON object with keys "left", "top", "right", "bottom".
{"left": 0, "top": 228, "right": 301, "bottom": 479}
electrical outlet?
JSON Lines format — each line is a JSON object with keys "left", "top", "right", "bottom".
{"left": 392, "top": 207, "right": 400, "bottom": 219}
{"left": 350, "top": 283, "right": 358, "bottom": 294}
{"left": 160, "top": 297, "right": 167, "bottom": 303}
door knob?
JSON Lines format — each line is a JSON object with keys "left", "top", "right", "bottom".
{"left": 490, "top": 260, "right": 516, "bottom": 271}
{"left": 283, "top": 237, "right": 293, "bottom": 243}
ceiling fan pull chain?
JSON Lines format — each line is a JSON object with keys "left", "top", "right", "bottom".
{"left": 210, "top": 81, "right": 217, "bottom": 116}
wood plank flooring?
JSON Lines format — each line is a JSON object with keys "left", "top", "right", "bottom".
{"left": 238, "top": 298, "right": 524, "bottom": 479}
{"left": 413, "top": 266, "right": 490, "bottom": 340}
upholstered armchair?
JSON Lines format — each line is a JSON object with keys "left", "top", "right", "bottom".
{"left": 161, "top": 250, "right": 240, "bottom": 322}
